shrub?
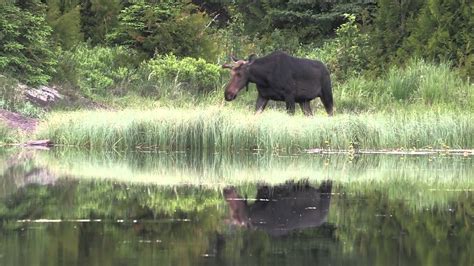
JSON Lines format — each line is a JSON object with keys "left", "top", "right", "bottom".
{"left": 298, "top": 14, "right": 371, "bottom": 81}
{"left": 107, "top": 2, "right": 219, "bottom": 61}
{"left": 138, "top": 54, "right": 226, "bottom": 97}
{"left": 55, "top": 45, "right": 137, "bottom": 97}
{"left": 0, "top": 75, "right": 43, "bottom": 118}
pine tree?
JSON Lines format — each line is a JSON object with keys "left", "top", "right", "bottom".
{"left": 46, "top": 0, "right": 84, "bottom": 49}
{"left": 405, "top": 0, "right": 473, "bottom": 77}
{"left": 370, "top": 0, "right": 423, "bottom": 67}
{"left": 80, "top": 0, "right": 122, "bottom": 45}
{"left": 0, "top": 4, "right": 57, "bottom": 85}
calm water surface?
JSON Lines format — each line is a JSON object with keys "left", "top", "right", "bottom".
{"left": 0, "top": 149, "right": 473, "bottom": 266}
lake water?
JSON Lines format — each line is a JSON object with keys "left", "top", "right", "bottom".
{"left": 0, "top": 149, "right": 473, "bottom": 266}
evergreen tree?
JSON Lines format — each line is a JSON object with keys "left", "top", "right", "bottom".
{"left": 404, "top": 0, "right": 473, "bottom": 77}
{"left": 370, "top": 0, "right": 423, "bottom": 68}
{"left": 234, "top": 0, "right": 375, "bottom": 44}
{"left": 80, "top": 0, "right": 122, "bottom": 45}
{"left": 46, "top": 0, "right": 84, "bottom": 49}
{"left": 107, "top": 1, "right": 218, "bottom": 60}
{"left": 0, "top": 4, "right": 57, "bottom": 85}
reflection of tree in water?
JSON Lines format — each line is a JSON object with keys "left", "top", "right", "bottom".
{"left": 332, "top": 190, "right": 474, "bottom": 266}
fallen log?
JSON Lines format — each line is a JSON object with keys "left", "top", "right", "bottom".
{"left": 25, "top": 139, "right": 53, "bottom": 147}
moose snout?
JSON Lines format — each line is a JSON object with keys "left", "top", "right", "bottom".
{"left": 225, "top": 92, "right": 236, "bottom": 101}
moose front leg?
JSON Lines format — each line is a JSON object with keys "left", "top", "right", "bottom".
{"left": 255, "top": 94, "right": 269, "bottom": 114}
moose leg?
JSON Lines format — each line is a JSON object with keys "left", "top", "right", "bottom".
{"left": 255, "top": 95, "right": 269, "bottom": 114}
{"left": 299, "top": 101, "right": 313, "bottom": 116}
{"left": 285, "top": 97, "right": 296, "bottom": 115}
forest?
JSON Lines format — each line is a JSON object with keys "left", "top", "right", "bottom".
{"left": 0, "top": 0, "right": 473, "bottom": 149}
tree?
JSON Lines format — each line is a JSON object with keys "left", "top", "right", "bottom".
{"left": 370, "top": 0, "right": 423, "bottom": 68}
{"left": 404, "top": 0, "right": 473, "bottom": 77}
{"left": 80, "top": 0, "right": 122, "bottom": 45}
{"left": 46, "top": 0, "right": 84, "bottom": 50}
{"left": 107, "top": 1, "right": 218, "bottom": 61}
{"left": 0, "top": 4, "right": 57, "bottom": 85}
{"left": 233, "top": 1, "right": 375, "bottom": 44}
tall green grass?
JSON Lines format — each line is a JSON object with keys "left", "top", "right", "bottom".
{"left": 334, "top": 59, "right": 473, "bottom": 112}
{"left": 36, "top": 107, "right": 473, "bottom": 152}
{"left": 0, "top": 122, "right": 15, "bottom": 144}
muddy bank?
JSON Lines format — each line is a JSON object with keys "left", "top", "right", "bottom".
{"left": 0, "top": 109, "right": 38, "bottom": 132}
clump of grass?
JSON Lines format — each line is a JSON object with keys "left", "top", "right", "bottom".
{"left": 0, "top": 122, "right": 15, "bottom": 144}
{"left": 36, "top": 107, "right": 474, "bottom": 152}
{"left": 335, "top": 59, "right": 474, "bottom": 112}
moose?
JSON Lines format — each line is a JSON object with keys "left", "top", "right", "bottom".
{"left": 223, "top": 181, "right": 332, "bottom": 236}
{"left": 222, "top": 51, "right": 333, "bottom": 116}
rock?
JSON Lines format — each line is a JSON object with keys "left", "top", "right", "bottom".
{"left": 24, "top": 85, "right": 63, "bottom": 107}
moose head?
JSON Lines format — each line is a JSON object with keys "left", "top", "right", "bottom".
{"left": 222, "top": 54, "right": 257, "bottom": 101}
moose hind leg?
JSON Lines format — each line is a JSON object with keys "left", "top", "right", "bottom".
{"left": 285, "top": 100, "right": 296, "bottom": 115}
{"left": 299, "top": 101, "right": 313, "bottom": 116}
{"left": 284, "top": 94, "right": 296, "bottom": 115}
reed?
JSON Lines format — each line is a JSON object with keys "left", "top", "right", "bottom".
{"left": 36, "top": 107, "right": 474, "bottom": 152}
{"left": 334, "top": 59, "right": 474, "bottom": 112}
{"left": 0, "top": 123, "right": 15, "bottom": 144}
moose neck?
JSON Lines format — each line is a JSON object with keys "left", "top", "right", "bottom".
{"left": 247, "top": 64, "right": 265, "bottom": 84}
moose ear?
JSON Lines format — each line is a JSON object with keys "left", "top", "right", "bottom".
{"left": 230, "top": 55, "right": 238, "bottom": 62}
{"left": 247, "top": 54, "right": 257, "bottom": 64}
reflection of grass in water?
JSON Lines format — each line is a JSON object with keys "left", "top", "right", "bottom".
{"left": 2, "top": 151, "right": 472, "bottom": 266}
{"left": 33, "top": 149, "right": 473, "bottom": 210}
{"left": 36, "top": 108, "right": 473, "bottom": 151}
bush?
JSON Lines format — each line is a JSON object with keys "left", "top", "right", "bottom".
{"left": 107, "top": 2, "right": 219, "bottom": 61}
{"left": 298, "top": 14, "right": 371, "bottom": 81}
{"left": 55, "top": 45, "right": 137, "bottom": 97}
{"left": 0, "top": 75, "right": 43, "bottom": 118}
{"left": 138, "top": 55, "right": 226, "bottom": 97}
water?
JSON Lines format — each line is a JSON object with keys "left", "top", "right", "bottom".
{"left": 0, "top": 149, "right": 473, "bottom": 266}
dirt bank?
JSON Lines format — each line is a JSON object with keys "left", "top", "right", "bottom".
{"left": 0, "top": 109, "right": 38, "bottom": 133}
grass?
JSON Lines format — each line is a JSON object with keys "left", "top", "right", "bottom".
{"left": 36, "top": 107, "right": 474, "bottom": 152}
{"left": 0, "top": 122, "right": 16, "bottom": 145}
{"left": 335, "top": 59, "right": 474, "bottom": 112}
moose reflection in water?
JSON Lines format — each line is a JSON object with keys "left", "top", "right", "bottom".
{"left": 223, "top": 180, "right": 332, "bottom": 236}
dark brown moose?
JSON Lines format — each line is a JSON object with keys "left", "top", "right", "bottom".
{"left": 223, "top": 181, "right": 332, "bottom": 236}
{"left": 222, "top": 51, "right": 333, "bottom": 116}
